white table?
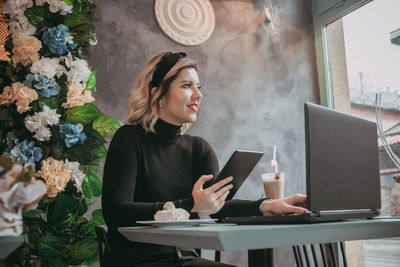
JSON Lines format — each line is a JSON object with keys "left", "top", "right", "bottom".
{"left": 119, "top": 218, "right": 400, "bottom": 266}
{"left": 0, "top": 235, "right": 24, "bottom": 260}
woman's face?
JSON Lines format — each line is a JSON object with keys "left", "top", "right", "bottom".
{"left": 159, "top": 67, "right": 202, "bottom": 126}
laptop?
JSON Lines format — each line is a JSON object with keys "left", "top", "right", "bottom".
{"left": 222, "top": 102, "right": 381, "bottom": 224}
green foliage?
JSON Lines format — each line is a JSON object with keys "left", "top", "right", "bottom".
{"left": 64, "top": 9, "right": 95, "bottom": 46}
{"left": 38, "top": 236, "right": 63, "bottom": 258}
{"left": 84, "top": 124, "right": 106, "bottom": 148}
{"left": 82, "top": 170, "right": 102, "bottom": 198}
{"left": 25, "top": 4, "right": 64, "bottom": 32}
{"left": 80, "top": 159, "right": 101, "bottom": 173}
{"left": 63, "top": 143, "right": 100, "bottom": 165}
{"left": 85, "top": 69, "right": 98, "bottom": 92}
{"left": 66, "top": 102, "right": 103, "bottom": 124}
{"left": 92, "top": 115, "right": 123, "bottom": 137}
{"left": 24, "top": 5, "right": 49, "bottom": 32}
{"left": 38, "top": 96, "right": 59, "bottom": 110}
{"left": 64, "top": 0, "right": 75, "bottom": 6}
{"left": 84, "top": 210, "right": 105, "bottom": 234}
{"left": 93, "top": 145, "right": 107, "bottom": 158}
{"left": 0, "top": 107, "right": 17, "bottom": 129}
{"left": 69, "top": 238, "right": 98, "bottom": 260}
{"left": 2, "top": 1, "right": 109, "bottom": 266}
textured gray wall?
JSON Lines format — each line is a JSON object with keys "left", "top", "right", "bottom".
{"left": 89, "top": 0, "right": 319, "bottom": 266}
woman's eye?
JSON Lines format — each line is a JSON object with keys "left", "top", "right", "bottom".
{"left": 183, "top": 84, "right": 191, "bottom": 88}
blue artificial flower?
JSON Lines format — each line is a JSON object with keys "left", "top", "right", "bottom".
{"left": 59, "top": 123, "right": 87, "bottom": 148}
{"left": 10, "top": 139, "right": 43, "bottom": 164}
{"left": 42, "top": 25, "right": 77, "bottom": 56}
{"left": 25, "top": 74, "right": 60, "bottom": 97}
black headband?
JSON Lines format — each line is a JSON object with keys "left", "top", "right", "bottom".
{"left": 150, "top": 52, "right": 187, "bottom": 89}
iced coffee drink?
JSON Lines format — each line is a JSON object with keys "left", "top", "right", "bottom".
{"left": 262, "top": 172, "right": 284, "bottom": 199}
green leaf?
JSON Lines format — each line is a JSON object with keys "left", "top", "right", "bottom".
{"left": 92, "top": 209, "right": 103, "bottom": 219}
{"left": 64, "top": 0, "right": 74, "bottom": 5}
{"left": 41, "top": 195, "right": 57, "bottom": 204}
{"left": 66, "top": 103, "right": 103, "bottom": 124}
{"left": 64, "top": 10, "right": 94, "bottom": 46}
{"left": 23, "top": 209, "right": 44, "bottom": 219}
{"left": 70, "top": 31, "right": 91, "bottom": 46}
{"left": 85, "top": 69, "right": 98, "bottom": 92}
{"left": 81, "top": 209, "right": 104, "bottom": 233}
{"left": 50, "top": 143, "right": 64, "bottom": 159}
{"left": 82, "top": 170, "right": 102, "bottom": 197}
{"left": 81, "top": 217, "right": 104, "bottom": 234}
{"left": 37, "top": 236, "right": 62, "bottom": 258}
{"left": 24, "top": 6, "right": 48, "bottom": 33}
{"left": 69, "top": 238, "right": 97, "bottom": 261}
{"left": 50, "top": 193, "right": 80, "bottom": 228}
{"left": 77, "top": 0, "right": 90, "bottom": 4}
{"left": 92, "top": 115, "right": 122, "bottom": 137}
{"left": 93, "top": 145, "right": 107, "bottom": 158}
{"left": 64, "top": 11, "right": 93, "bottom": 29}
{"left": 63, "top": 144, "right": 99, "bottom": 165}
{"left": 80, "top": 159, "right": 101, "bottom": 173}
{"left": 84, "top": 125, "right": 106, "bottom": 148}
{"left": 77, "top": 201, "right": 88, "bottom": 220}
{"left": 48, "top": 259, "right": 68, "bottom": 267}
{"left": 38, "top": 96, "right": 58, "bottom": 110}
{"left": 0, "top": 108, "right": 16, "bottom": 129}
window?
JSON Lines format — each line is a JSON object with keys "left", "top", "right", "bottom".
{"left": 313, "top": 0, "right": 400, "bottom": 265}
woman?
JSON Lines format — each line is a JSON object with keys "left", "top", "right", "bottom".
{"left": 102, "top": 52, "right": 307, "bottom": 266}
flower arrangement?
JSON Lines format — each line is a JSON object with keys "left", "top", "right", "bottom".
{"left": 0, "top": 0, "right": 119, "bottom": 265}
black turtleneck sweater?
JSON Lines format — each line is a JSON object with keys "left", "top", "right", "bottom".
{"left": 102, "top": 120, "right": 263, "bottom": 264}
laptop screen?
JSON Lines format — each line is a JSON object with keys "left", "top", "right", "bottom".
{"left": 305, "top": 103, "right": 381, "bottom": 212}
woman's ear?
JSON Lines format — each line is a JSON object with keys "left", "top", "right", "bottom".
{"left": 150, "top": 87, "right": 157, "bottom": 96}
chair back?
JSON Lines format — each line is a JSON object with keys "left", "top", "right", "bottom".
{"left": 293, "top": 243, "right": 348, "bottom": 267}
{"left": 95, "top": 225, "right": 111, "bottom": 267}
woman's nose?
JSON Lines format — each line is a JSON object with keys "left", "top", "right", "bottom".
{"left": 193, "top": 87, "right": 202, "bottom": 100}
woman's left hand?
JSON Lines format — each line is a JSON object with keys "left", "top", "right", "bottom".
{"left": 259, "top": 194, "right": 307, "bottom": 216}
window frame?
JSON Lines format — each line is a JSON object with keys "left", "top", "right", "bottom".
{"left": 312, "top": 0, "right": 373, "bottom": 108}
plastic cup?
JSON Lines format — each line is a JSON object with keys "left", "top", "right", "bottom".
{"left": 262, "top": 172, "right": 285, "bottom": 199}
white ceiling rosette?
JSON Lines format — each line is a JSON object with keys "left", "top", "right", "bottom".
{"left": 154, "top": 0, "right": 216, "bottom": 46}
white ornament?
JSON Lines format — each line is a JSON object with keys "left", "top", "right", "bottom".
{"left": 154, "top": 0, "right": 215, "bottom": 46}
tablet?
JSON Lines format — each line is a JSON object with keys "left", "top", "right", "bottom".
{"left": 210, "top": 150, "right": 264, "bottom": 200}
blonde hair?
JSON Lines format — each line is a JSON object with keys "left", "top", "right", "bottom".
{"left": 125, "top": 52, "right": 197, "bottom": 133}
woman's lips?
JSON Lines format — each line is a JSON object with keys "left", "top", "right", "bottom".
{"left": 187, "top": 104, "right": 199, "bottom": 112}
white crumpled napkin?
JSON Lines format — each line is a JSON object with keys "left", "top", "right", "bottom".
{"left": 0, "top": 166, "right": 46, "bottom": 236}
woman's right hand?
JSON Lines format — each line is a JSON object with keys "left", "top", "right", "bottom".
{"left": 191, "top": 175, "right": 233, "bottom": 216}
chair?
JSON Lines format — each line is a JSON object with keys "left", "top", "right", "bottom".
{"left": 292, "top": 242, "right": 348, "bottom": 267}
{"left": 94, "top": 225, "right": 214, "bottom": 265}
{"left": 94, "top": 225, "right": 111, "bottom": 267}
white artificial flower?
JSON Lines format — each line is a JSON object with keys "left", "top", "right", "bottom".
{"left": 40, "top": 105, "right": 61, "bottom": 126}
{"left": 8, "top": 15, "right": 37, "bottom": 37}
{"left": 64, "top": 159, "right": 85, "bottom": 193}
{"left": 33, "top": 127, "right": 52, "bottom": 141}
{"left": 24, "top": 105, "right": 61, "bottom": 141}
{"left": 30, "top": 57, "right": 66, "bottom": 79}
{"left": 63, "top": 53, "right": 91, "bottom": 85}
{"left": 3, "top": 0, "right": 33, "bottom": 18}
{"left": 35, "top": 0, "right": 72, "bottom": 15}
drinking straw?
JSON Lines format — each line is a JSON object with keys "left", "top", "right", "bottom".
{"left": 270, "top": 145, "right": 278, "bottom": 173}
